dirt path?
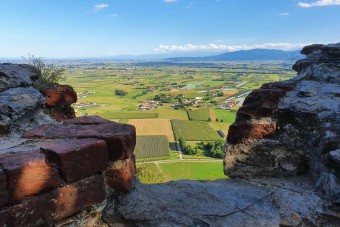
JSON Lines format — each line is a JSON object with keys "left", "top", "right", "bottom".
{"left": 209, "top": 108, "right": 216, "bottom": 122}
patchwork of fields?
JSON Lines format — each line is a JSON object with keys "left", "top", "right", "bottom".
{"left": 64, "top": 61, "right": 295, "bottom": 180}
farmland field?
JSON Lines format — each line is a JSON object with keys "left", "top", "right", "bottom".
{"left": 136, "top": 161, "right": 227, "bottom": 183}
{"left": 171, "top": 120, "right": 221, "bottom": 141}
{"left": 213, "top": 109, "right": 236, "bottom": 123}
{"left": 149, "top": 106, "right": 188, "bottom": 120}
{"left": 187, "top": 108, "right": 210, "bottom": 121}
{"left": 134, "top": 135, "right": 169, "bottom": 160}
{"left": 128, "top": 119, "right": 175, "bottom": 141}
{"left": 159, "top": 161, "right": 227, "bottom": 181}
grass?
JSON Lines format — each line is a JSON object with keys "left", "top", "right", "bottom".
{"left": 159, "top": 161, "right": 227, "bottom": 181}
{"left": 213, "top": 109, "right": 236, "bottom": 124}
{"left": 134, "top": 135, "right": 169, "bottom": 160}
{"left": 169, "top": 151, "right": 181, "bottom": 160}
{"left": 136, "top": 163, "right": 165, "bottom": 184}
{"left": 181, "top": 154, "right": 216, "bottom": 160}
{"left": 186, "top": 108, "right": 210, "bottom": 121}
{"left": 171, "top": 120, "right": 221, "bottom": 141}
{"left": 128, "top": 119, "right": 175, "bottom": 142}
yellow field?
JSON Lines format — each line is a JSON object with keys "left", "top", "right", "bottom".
{"left": 128, "top": 119, "right": 175, "bottom": 142}
{"left": 223, "top": 90, "right": 238, "bottom": 96}
{"left": 209, "top": 108, "right": 216, "bottom": 122}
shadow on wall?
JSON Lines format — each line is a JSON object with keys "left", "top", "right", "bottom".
{"left": 0, "top": 149, "right": 106, "bottom": 226}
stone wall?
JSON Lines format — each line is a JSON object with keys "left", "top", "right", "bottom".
{"left": 0, "top": 64, "right": 137, "bottom": 226}
{"left": 224, "top": 43, "right": 340, "bottom": 206}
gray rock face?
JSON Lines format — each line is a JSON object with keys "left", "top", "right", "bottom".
{"left": 0, "top": 64, "right": 55, "bottom": 148}
{"left": 0, "top": 63, "right": 38, "bottom": 92}
{"left": 279, "top": 80, "right": 340, "bottom": 118}
{"left": 0, "top": 87, "right": 45, "bottom": 121}
{"left": 114, "top": 179, "right": 281, "bottom": 227}
{"left": 293, "top": 43, "right": 340, "bottom": 84}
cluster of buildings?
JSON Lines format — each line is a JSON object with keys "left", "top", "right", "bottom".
{"left": 74, "top": 102, "right": 97, "bottom": 108}
{"left": 171, "top": 97, "right": 203, "bottom": 109}
{"left": 77, "top": 91, "right": 96, "bottom": 99}
{"left": 138, "top": 100, "right": 162, "bottom": 111}
{"left": 218, "top": 100, "right": 237, "bottom": 110}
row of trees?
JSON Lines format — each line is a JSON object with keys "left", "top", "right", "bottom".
{"left": 178, "top": 137, "right": 224, "bottom": 159}
{"left": 115, "top": 89, "right": 128, "bottom": 96}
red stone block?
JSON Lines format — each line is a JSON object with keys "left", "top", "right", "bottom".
{"left": 106, "top": 158, "right": 135, "bottom": 192}
{"left": 0, "top": 168, "right": 8, "bottom": 208}
{"left": 0, "top": 150, "right": 63, "bottom": 203}
{"left": 23, "top": 122, "right": 136, "bottom": 161}
{"left": 64, "top": 115, "right": 111, "bottom": 125}
{"left": 41, "top": 138, "right": 109, "bottom": 182}
{"left": 42, "top": 84, "right": 77, "bottom": 107}
{"left": 227, "top": 122, "right": 277, "bottom": 145}
{"left": 0, "top": 175, "right": 106, "bottom": 226}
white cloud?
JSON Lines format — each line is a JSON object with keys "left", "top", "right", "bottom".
{"left": 153, "top": 43, "right": 307, "bottom": 53}
{"left": 298, "top": 0, "right": 340, "bottom": 8}
{"left": 94, "top": 3, "right": 109, "bottom": 11}
{"left": 163, "top": 0, "right": 177, "bottom": 3}
{"left": 109, "top": 14, "right": 117, "bottom": 17}
{"left": 280, "top": 12, "right": 290, "bottom": 16}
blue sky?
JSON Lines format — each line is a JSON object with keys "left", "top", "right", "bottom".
{"left": 0, "top": 0, "right": 339, "bottom": 58}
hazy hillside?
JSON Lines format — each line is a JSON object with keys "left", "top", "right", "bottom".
{"left": 166, "top": 49, "right": 303, "bottom": 62}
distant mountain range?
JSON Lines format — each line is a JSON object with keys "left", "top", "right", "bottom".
{"left": 165, "top": 49, "right": 303, "bottom": 62}
{"left": 0, "top": 49, "right": 303, "bottom": 62}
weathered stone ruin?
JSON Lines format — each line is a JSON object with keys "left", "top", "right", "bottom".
{"left": 0, "top": 43, "right": 339, "bottom": 226}
{"left": 0, "top": 65, "right": 136, "bottom": 226}
{"left": 224, "top": 43, "right": 340, "bottom": 225}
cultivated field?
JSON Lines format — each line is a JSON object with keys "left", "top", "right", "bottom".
{"left": 149, "top": 106, "right": 188, "bottom": 120}
{"left": 213, "top": 109, "right": 236, "bottom": 123}
{"left": 186, "top": 108, "right": 210, "bottom": 121}
{"left": 128, "top": 119, "right": 175, "bottom": 141}
{"left": 171, "top": 120, "right": 221, "bottom": 141}
{"left": 134, "top": 135, "right": 169, "bottom": 160}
